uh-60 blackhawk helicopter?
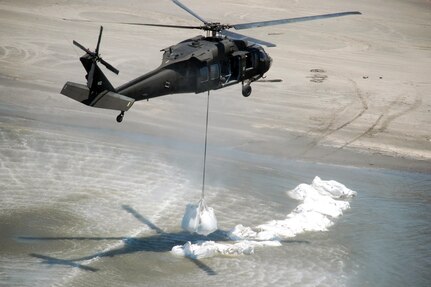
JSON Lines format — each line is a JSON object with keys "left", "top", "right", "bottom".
{"left": 61, "top": 0, "right": 360, "bottom": 122}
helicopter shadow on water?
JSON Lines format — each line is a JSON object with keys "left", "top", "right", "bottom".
{"left": 20, "top": 205, "right": 309, "bottom": 276}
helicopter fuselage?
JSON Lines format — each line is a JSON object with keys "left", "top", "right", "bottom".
{"left": 61, "top": 0, "right": 360, "bottom": 122}
{"left": 116, "top": 36, "right": 272, "bottom": 101}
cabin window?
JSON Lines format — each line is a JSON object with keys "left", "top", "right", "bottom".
{"left": 245, "top": 53, "right": 257, "bottom": 70}
{"left": 209, "top": 64, "right": 220, "bottom": 80}
{"left": 200, "top": 66, "right": 209, "bottom": 82}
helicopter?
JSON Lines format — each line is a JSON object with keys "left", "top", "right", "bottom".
{"left": 61, "top": 0, "right": 361, "bottom": 123}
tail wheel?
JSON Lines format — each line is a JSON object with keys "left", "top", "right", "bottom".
{"left": 116, "top": 111, "right": 124, "bottom": 123}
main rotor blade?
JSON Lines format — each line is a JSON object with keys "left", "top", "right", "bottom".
{"left": 232, "top": 11, "right": 361, "bottom": 30}
{"left": 99, "top": 58, "right": 120, "bottom": 75}
{"left": 63, "top": 18, "right": 203, "bottom": 30}
{"left": 172, "top": 0, "right": 208, "bottom": 24}
{"left": 221, "top": 30, "right": 276, "bottom": 47}
{"left": 256, "top": 79, "right": 283, "bottom": 83}
{"left": 95, "top": 26, "right": 103, "bottom": 55}
{"left": 117, "top": 22, "right": 203, "bottom": 30}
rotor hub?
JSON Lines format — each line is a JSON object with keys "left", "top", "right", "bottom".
{"left": 201, "top": 22, "right": 232, "bottom": 32}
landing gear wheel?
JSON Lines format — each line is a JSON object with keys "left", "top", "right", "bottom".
{"left": 242, "top": 84, "right": 252, "bottom": 97}
{"left": 116, "top": 111, "right": 124, "bottom": 123}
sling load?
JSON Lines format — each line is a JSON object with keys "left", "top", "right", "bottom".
{"left": 181, "top": 92, "right": 218, "bottom": 236}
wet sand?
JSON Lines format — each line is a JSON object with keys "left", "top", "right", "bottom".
{"left": 1, "top": 0, "right": 430, "bottom": 286}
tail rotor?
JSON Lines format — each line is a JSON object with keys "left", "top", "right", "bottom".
{"left": 72, "top": 26, "right": 119, "bottom": 91}
{"left": 61, "top": 26, "right": 135, "bottom": 121}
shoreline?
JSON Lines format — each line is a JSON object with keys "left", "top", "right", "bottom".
{"left": 1, "top": 100, "right": 429, "bottom": 175}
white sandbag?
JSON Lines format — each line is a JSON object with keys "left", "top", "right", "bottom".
{"left": 181, "top": 198, "right": 217, "bottom": 236}
{"left": 228, "top": 224, "right": 258, "bottom": 240}
{"left": 311, "top": 176, "right": 357, "bottom": 199}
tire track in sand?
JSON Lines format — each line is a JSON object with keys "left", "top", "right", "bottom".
{"left": 301, "top": 78, "right": 368, "bottom": 155}
{"left": 369, "top": 88, "right": 422, "bottom": 136}
{"left": 323, "top": 83, "right": 423, "bottom": 156}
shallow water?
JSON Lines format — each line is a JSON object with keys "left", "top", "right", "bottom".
{"left": 0, "top": 113, "right": 430, "bottom": 287}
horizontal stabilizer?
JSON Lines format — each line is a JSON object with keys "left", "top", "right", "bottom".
{"left": 61, "top": 82, "right": 134, "bottom": 111}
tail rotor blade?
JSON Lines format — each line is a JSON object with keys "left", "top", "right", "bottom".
{"left": 73, "top": 40, "right": 91, "bottom": 54}
{"left": 99, "top": 58, "right": 119, "bottom": 75}
{"left": 95, "top": 26, "right": 103, "bottom": 55}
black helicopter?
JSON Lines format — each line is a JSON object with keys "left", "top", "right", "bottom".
{"left": 61, "top": 0, "right": 360, "bottom": 122}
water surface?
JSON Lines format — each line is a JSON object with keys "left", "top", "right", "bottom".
{"left": 0, "top": 113, "right": 430, "bottom": 287}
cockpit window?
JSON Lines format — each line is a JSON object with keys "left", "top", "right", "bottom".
{"left": 209, "top": 64, "right": 220, "bottom": 80}
{"left": 246, "top": 53, "right": 257, "bottom": 70}
{"left": 200, "top": 66, "right": 208, "bottom": 82}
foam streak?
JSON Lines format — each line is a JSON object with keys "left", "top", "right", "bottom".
{"left": 172, "top": 176, "right": 356, "bottom": 258}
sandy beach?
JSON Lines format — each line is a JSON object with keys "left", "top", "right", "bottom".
{"left": 1, "top": 0, "right": 430, "bottom": 172}
{"left": 1, "top": 1, "right": 430, "bottom": 286}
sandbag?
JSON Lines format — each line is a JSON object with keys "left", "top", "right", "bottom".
{"left": 181, "top": 198, "right": 217, "bottom": 236}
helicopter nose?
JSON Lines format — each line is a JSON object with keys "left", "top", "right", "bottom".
{"left": 258, "top": 49, "right": 272, "bottom": 74}
{"left": 267, "top": 55, "right": 273, "bottom": 69}
{"left": 264, "top": 53, "right": 272, "bottom": 74}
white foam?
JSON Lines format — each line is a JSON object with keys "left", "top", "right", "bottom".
{"left": 173, "top": 176, "right": 356, "bottom": 258}
{"left": 257, "top": 211, "right": 334, "bottom": 239}
{"left": 254, "top": 177, "right": 356, "bottom": 240}
{"left": 171, "top": 240, "right": 281, "bottom": 259}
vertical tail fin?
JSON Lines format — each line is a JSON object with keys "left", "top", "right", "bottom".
{"left": 80, "top": 54, "right": 115, "bottom": 94}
